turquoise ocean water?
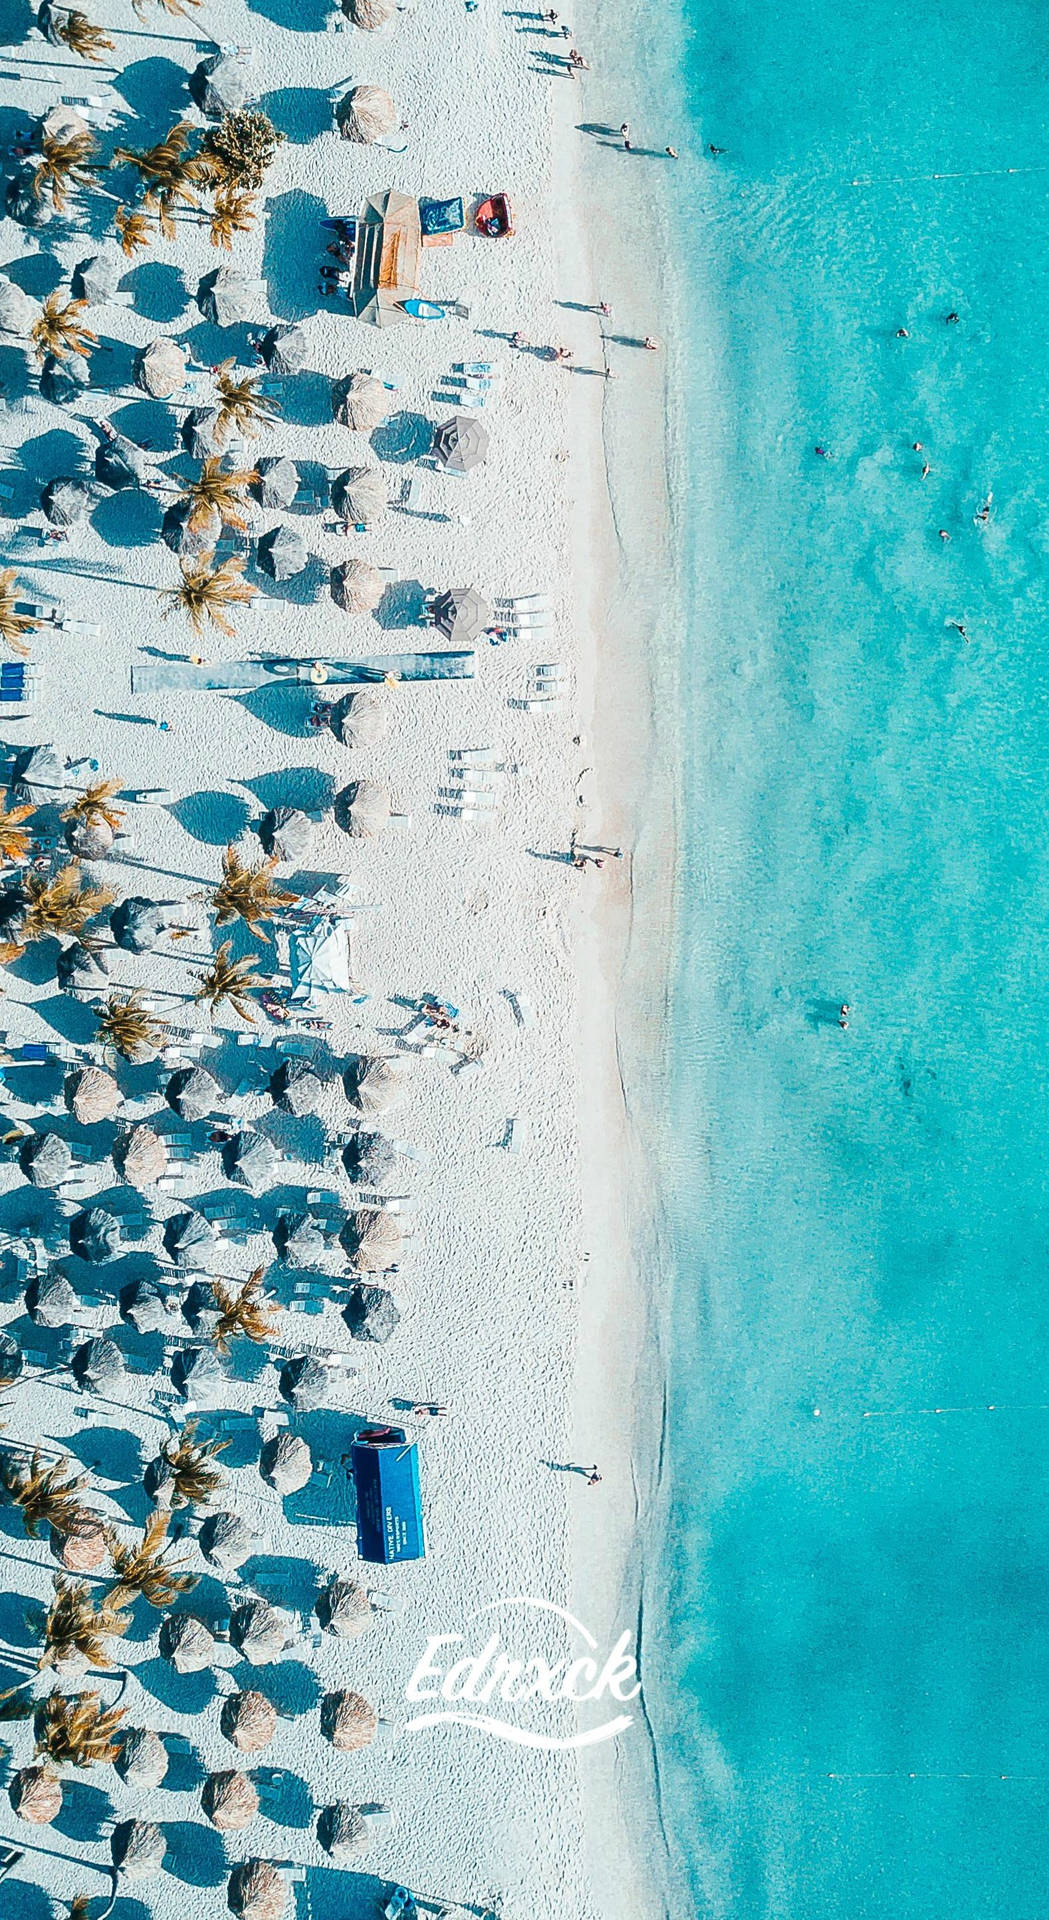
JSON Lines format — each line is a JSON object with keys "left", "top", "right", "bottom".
{"left": 649, "top": 2, "right": 1049, "bottom": 1914}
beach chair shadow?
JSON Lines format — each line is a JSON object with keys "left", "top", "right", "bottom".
{"left": 263, "top": 191, "right": 328, "bottom": 324}
{"left": 120, "top": 261, "right": 190, "bottom": 327}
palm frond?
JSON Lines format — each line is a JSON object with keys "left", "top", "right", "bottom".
{"left": 38, "top": 1579, "right": 130, "bottom": 1671}
{"left": 61, "top": 781, "right": 125, "bottom": 834}
{"left": 160, "top": 552, "right": 257, "bottom": 638}
{"left": 0, "top": 569, "right": 38, "bottom": 660}
{"left": 194, "top": 939, "right": 262, "bottom": 1023}
{"left": 34, "top": 1690, "right": 126, "bottom": 1767}
{"left": 33, "top": 131, "right": 99, "bottom": 212}
{"left": 211, "top": 1267, "right": 278, "bottom": 1354}
{"left": 175, "top": 459, "right": 258, "bottom": 534}
{"left": 214, "top": 359, "right": 280, "bottom": 442}
{"left": 16, "top": 865, "right": 114, "bottom": 948}
{"left": 106, "top": 1510, "right": 197, "bottom": 1610}
{"left": 209, "top": 186, "right": 257, "bottom": 251}
{"left": 1, "top": 1450, "right": 93, "bottom": 1540}
{"left": 155, "top": 1419, "right": 228, "bottom": 1509}
{"left": 114, "top": 205, "right": 152, "bottom": 257}
{"left": 52, "top": 11, "right": 115, "bottom": 60}
{"left": 212, "top": 845, "right": 296, "bottom": 939}
{"left": 30, "top": 294, "right": 97, "bottom": 366}
{"left": 95, "top": 991, "right": 168, "bottom": 1062}
{"left": 0, "top": 797, "right": 35, "bottom": 864}
{"left": 113, "top": 122, "right": 208, "bottom": 236}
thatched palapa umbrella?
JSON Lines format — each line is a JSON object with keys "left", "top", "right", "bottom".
{"left": 257, "top": 524, "right": 308, "bottom": 581}
{"left": 343, "top": 1129, "right": 401, "bottom": 1186}
{"left": 182, "top": 407, "right": 227, "bottom": 461}
{"left": 69, "top": 1207, "right": 121, "bottom": 1263}
{"left": 192, "top": 48, "right": 259, "bottom": 119}
{"left": 163, "top": 496, "right": 221, "bottom": 559}
{"left": 344, "top": 1281, "right": 400, "bottom": 1343}
{"left": 111, "top": 897, "right": 188, "bottom": 954}
{"left": 331, "top": 557, "right": 384, "bottom": 614}
{"left": 260, "top": 1430, "right": 312, "bottom": 1494}
{"left": 112, "top": 1817, "right": 166, "bottom": 1881}
{"left": 269, "top": 1055, "right": 324, "bottom": 1116}
{"left": 319, "top": 1801, "right": 369, "bottom": 1861}
{"left": 259, "top": 805, "right": 314, "bottom": 862}
{"left": 200, "top": 1510, "right": 256, "bottom": 1572}
{"left": 42, "top": 477, "right": 91, "bottom": 528}
{"left": 20, "top": 1131, "right": 72, "bottom": 1189}
{"left": 231, "top": 1600, "right": 292, "bottom": 1667}
{"left": 121, "top": 1277, "right": 171, "bottom": 1335}
{"left": 345, "top": 1052, "right": 406, "bottom": 1115}
{"left": 341, "top": 1209, "right": 402, "bottom": 1273}
{"left": 13, "top": 742, "right": 64, "bottom": 795}
{"left": 431, "top": 584, "right": 493, "bottom": 643}
{"left": 160, "top": 1613, "right": 216, "bottom": 1674}
{"left": 228, "top": 1129, "right": 278, "bottom": 1190}
{"left": 71, "top": 1334, "right": 124, "bottom": 1391}
{"left": 332, "top": 465, "right": 388, "bottom": 527}
{"left": 253, "top": 455, "right": 299, "bottom": 509}
{"left": 327, "top": 686, "right": 388, "bottom": 749}
{"left": 333, "top": 371, "right": 391, "bottom": 431}
{"left": 0, "top": 274, "right": 41, "bottom": 338}
{"left": 318, "top": 1576, "right": 373, "bottom": 1639}
{"left": 336, "top": 85, "right": 397, "bottom": 145}
{"left": 432, "top": 412, "right": 489, "bottom": 473}
{"left": 321, "top": 1687, "right": 378, "bottom": 1752}
{"left": 164, "top": 1210, "right": 218, "bottom": 1267}
{"left": 167, "top": 1065, "right": 221, "bottom": 1123}
{"left": 118, "top": 1727, "right": 169, "bottom": 1791}
{"left": 114, "top": 1123, "right": 168, "bottom": 1186}
{"left": 26, "top": 1268, "right": 78, "bottom": 1325}
{"left": 0, "top": 1330, "right": 23, "bottom": 1386}
{"left": 95, "top": 429, "right": 155, "bottom": 491}
{"left": 204, "top": 1769, "right": 259, "bottom": 1831}
{"left": 73, "top": 251, "right": 122, "bottom": 306}
{"left": 10, "top": 1766, "right": 62, "bottom": 1824}
{"left": 258, "top": 326, "right": 308, "bottom": 376}
{"left": 198, "top": 267, "right": 259, "bottom": 329}
{"left": 278, "top": 1353, "right": 330, "bottom": 1413}
{"left": 228, "top": 1858, "right": 287, "bottom": 1920}
{"left": 221, "top": 1690, "right": 277, "bottom": 1754}
{"left": 341, "top": 0, "right": 396, "bottom": 24}
{"left": 274, "top": 1212, "right": 327, "bottom": 1264}
{"left": 57, "top": 942, "right": 110, "bottom": 997}
{"left": 41, "top": 355, "right": 90, "bottom": 406}
{"left": 172, "top": 1343, "right": 224, "bottom": 1404}
{"left": 135, "top": 338, "right": 188, "bottom": 400}
{"left": 334, "top": 778, "right": 389, "bottom": 838}
{"left": 52, "top": 1515, "right": 108, "bottom": 1571}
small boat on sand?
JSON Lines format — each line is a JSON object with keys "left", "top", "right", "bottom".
{"left": 401, "top": 299, "right": 446, "bottom": 320}
{"left": 474, "top": 192, "right": 514, "bottom": 238}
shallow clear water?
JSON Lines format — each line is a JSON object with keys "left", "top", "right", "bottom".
{"left": 652, "top": 3, "right": 1049, "bottom": 1913}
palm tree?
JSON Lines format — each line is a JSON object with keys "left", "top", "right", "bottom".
{"left": 1, "top": 1450, "right": 94, "bottom": 1540}
{"left": 106, "top": 1511, "right": 196, "bottom": 1611}
{"left": 112, "top": 122, "right": 209, "bottom": 241}
{"left": 47, "top": 10, "right": 115, "bottom": 60}
{"left": 0, "top": 570, "right": 40, "bottom": 660}
{"left": 30, "top": 293, "right": 97, "bottom": 366}
{"left": 1, "top": 866, "right": 114, "bottom": 961}
{"left": 150, "top": 1420, "right": 227, "bottom": 1509}
{"left": 161, "top": 552, "right": 257, "bottom": 638}
{"left": 211, "top": 1268, "right": 278, "bottom": 1355}
{"left": 114, "top": 205, "right": 152, "bottom": 257}
{"left": 209, "top": 186, "right": 257, "bottom": 251}
{"left": 175, "top": 459, "right": 258, "bottom": 534}
{"left": 61, "top": 781, "right": 125, "bottom": 836}
{"left": 34, "top": 1690, "right": 126, "bottom": 1767}
{"left": 212, "top": 846, "right": 296, "bottom": 939}
{"left": 0, "top": 798, "right": 35, "bottom": 864}
{"left": 200, "top": 110, "right": 284, "bottom": 193}
{"left": 33, "top": 130, "right": 98, "bottom": 213}
{"left": 38, "top": 1579, "right": 130, "bottom": 1671}
{"left": 194, "top": 940, "right": 262, "bottom": 1023}
{"left": 95, "top": 992, "right": 167, "bottom": 1062}
{"left": 214, "top": 360, "right": 280, "bottom": 443}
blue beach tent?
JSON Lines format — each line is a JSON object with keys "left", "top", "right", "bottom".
{"left": 350, "top": 1427, "right": 425, "bottom": 1563}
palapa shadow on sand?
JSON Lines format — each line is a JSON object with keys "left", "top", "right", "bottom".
{"left": 164, "top": 1818, "right": 228, "bottom": 1888}
{"left": 263, "top": 190, "right": 328, "bottom": 324}
{"left": 261, "top": 85, "right": 333, "bottom": 146}
{"left": 370, "top": 411, "right": 433, "bottom": 465}
{"left": 136, "top": 1652, "right": 218, "bottom": 1720}
{"left": 170, "top": 788, "right": 253, "bottom": 846}
{"left": 53, "top": 1778, "right": 114, "bottom": 1845}
{"left": 120, "top": 260, "right": 190, "bottom": 326}
{"left": 113, "top": 56, "right": 191, "bottom": 135}
{"left": 305, "top": 1868, "right": 398, "bottom": 1920}
{"left": 235, "top": 682, "right": 317, "bottom": 739}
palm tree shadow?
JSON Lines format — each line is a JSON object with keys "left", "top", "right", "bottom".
{"left": 263, "top": 191, "right": 328, "bottom": 324}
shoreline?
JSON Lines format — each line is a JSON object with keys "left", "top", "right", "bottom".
{"left": 549, "top": 17, "right": 690, "bottom": 1918}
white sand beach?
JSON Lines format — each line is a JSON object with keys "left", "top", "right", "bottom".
{"left": 0, "top": 0, "right": 677, "bottom": 1915}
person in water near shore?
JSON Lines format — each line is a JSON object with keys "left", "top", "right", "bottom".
{"left": 974, "top": 490, "right": 992, "bottom": 525}
{"left": 948, "top": 619, "right": 969, "bottom": 640}
{"left": 814, "top": 444, "right": 829, "bottom": 458}
{"left": 839, "top": 1004, "right": 850, "bottom": 1029}
{"left": 939, "top": 529, "right": 951, "bottom": 542}
{"left": 946, "top": 310, "right": 960, "bottom": 323}
{"left": 896, "top": 327, "right": 910, "bottom": 338}
{"left": 708, "top": 142, "right": 726, "bottom": 155}
{"left": 921, "top": 461, "right": 931, "bottom": 479}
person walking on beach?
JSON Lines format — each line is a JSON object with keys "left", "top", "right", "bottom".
{"left": 643, "top": 335, "right": 660, "bottom": 351}
{"left": 586, "top": 1467, "right": 603, "bottom": 1486}
{"left": 666, "top": 145, "right": 679, "bottom": 158}
{"left": 620, "top": 122, "right": 631, "bottom": 150}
